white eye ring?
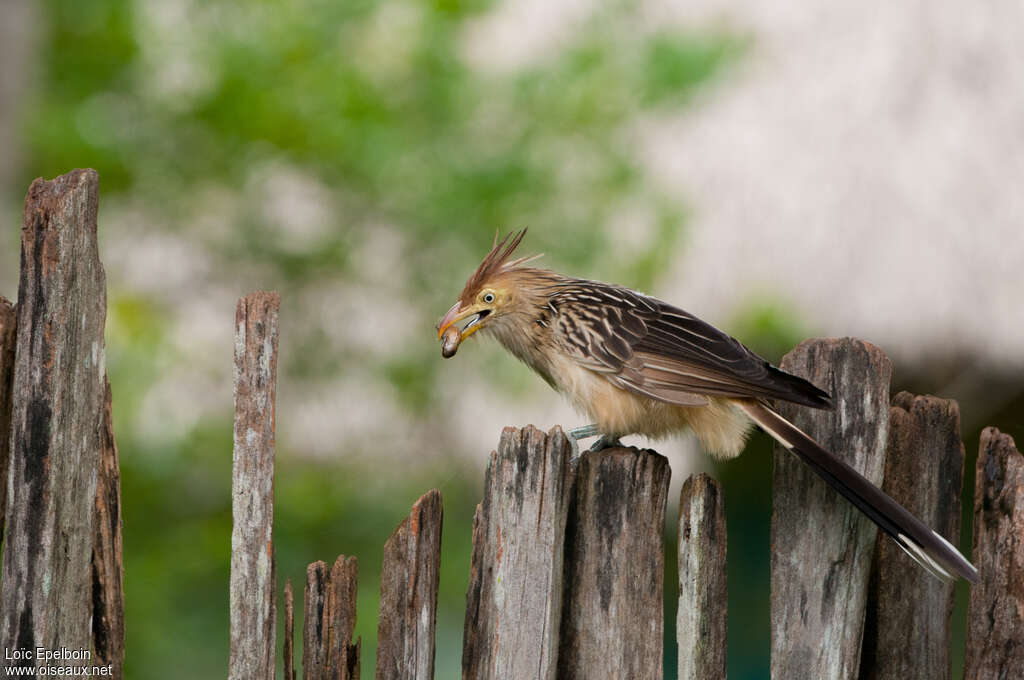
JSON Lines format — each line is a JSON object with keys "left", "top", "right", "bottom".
{"left": 483, "top": 293, "right": 495, "bottom": 304}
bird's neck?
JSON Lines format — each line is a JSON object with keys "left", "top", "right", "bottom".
{"left": 484, "top": 271, "right": 562, "bottom": 386}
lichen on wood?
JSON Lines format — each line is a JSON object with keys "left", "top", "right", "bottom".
{"left": 377, "top": 489, "right": 443, "bottom": 680}
{"left": 770, "top": 338, "right": 891, "bottom": 680}
{"left": 0, "top": 169, "right": 110, "bottom": 670}
{"left": 557, "top": 447, "right": 670, "bottom": 680}
{"left": 860, "top": 393, "right": 964, "bottom": 680}
{"left": 965, "top": 428, "right": 1024, "bottom": 680}
{"left": 462, "top": 425, "right": 574, "bottom": 680}
{"left": 228, "top": 291, "right": 280, "bottom": 680}
{"left": 677, "top": 473, "right": 727, "bottom": 680}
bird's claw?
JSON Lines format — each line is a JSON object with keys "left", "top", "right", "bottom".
{"left": 588, "top": 434, "right": 622, "bottom": 452}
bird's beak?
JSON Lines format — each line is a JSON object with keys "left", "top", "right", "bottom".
{"left": 436, "top": 301, "right": 490, "bottom": 341}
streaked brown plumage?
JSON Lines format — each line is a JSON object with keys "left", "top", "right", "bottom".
{"left": 437, "top": 229, "right": 978, "bottom": 583}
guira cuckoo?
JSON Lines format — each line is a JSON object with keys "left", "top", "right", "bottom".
{"left": 437, "top": 229, "right": 978, "bottom": 583}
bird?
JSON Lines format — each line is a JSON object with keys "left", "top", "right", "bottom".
{"left": 436, "top": 229, "right": 979, "bottom": 584}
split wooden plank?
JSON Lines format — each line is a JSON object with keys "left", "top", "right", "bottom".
{"left": 964, "top": 428, "right": 1024, "bottom": 679}
{"left": 770, "top": 338, "right": 892, "bottom": 680}
{"left": 0, "top": 169, "right": 109, "bottom": 668}
{"left": 228, "top": 291, "right": 280, "bottom": 680}
{"left": 285, "top": 580, "right": 296, "bottom": 680}
{"left": 377, "top": 489, "right": 443, "bottom": 680}
{"left": 304, "top": 555, "right": 360, "bottom": 680}
{"left": 462, "top": 425, "right": 574, "bottom": 680}
{"left": 92, "top": 378, "right": 125, "bottom": 677}
{"left": 860, "top": 393, "right": 964, "bottom": 680}
{"left": 0, "top": 296, "right": 15, "bottom": 545}
{"left": 677, "top": 473, "right": 727, "bottom": 680}
{"left": 558, "top": 447, "right": 671, "bottom": 680}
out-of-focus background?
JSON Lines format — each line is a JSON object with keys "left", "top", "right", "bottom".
{"left": 1, "top": 0, "right": 1021, "bottom": 678}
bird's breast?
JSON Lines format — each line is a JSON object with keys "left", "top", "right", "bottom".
{"left": 545, "top": 354, "right": 753, "bottom": 458}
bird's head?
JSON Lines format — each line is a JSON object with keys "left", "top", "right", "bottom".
{"left": 436, "top": 229, "right": 542, "bottom": 355}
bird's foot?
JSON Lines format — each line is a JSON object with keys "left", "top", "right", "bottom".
{"left": 588, "top": 434, "right": 622, "bottom": 453}
{"left": 567, "top": 423, "right": 601, "bottom": 458}
{"left": 566, "top": 424, "right": 621, "bottom": 457}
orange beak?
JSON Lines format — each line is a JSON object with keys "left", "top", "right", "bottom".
{"left": 436, "top": 301, "right": 463, "bottom": 340}
{"left": 436, "top": 300, "right": 490, "bottom": 341}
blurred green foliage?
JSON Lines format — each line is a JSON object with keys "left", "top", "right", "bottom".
{"left": 14, "top": 0, "right": 750, "bottom": 678}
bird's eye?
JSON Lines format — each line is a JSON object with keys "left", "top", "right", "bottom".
{"left": 483, "top": 292, "right": 495, "bottom": 304}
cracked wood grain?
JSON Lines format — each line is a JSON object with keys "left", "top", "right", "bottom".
{"left": 462, "top": 426, "right": 574, "bottom": 680}
{"left": 377, "top": 489, "right": 443, "bottom": 680}
{"left": 0, "top": 296, "right": 14, "bottom": 547}
{"left": 0, "top": 169, "right": 109, "bottom": 671}
{"left": 770, "top": 338, "right": 892, "bottom": 680}
{"left": 304, "top": 555, "right": 360, "bottom": 680}
{"left": 859, "top": 393, "right": 964, "bottom": 680}
{"left": 677, "top": 473, "right": 727, "bottom": 680}
{"left": 557, "top": 447, "right": 671, "bottom": 680}
{"left": 228, "top": 291, "right": 280, "bottom": 680}
{"left": 285, "top": 580, "right": 296, "bottom": 680}
{"left": 964, "top": 428, "right": 1024, "bottom": 679}
{"left": 92, "top": 378, "right": 125, "bottom": 677}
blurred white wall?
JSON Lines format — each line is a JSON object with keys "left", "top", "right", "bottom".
{"left": 631, "top": 0, "right": 1024, "bottom": 372}
{"left": 470, "top": 0, "right": 1024, "bottom": 371}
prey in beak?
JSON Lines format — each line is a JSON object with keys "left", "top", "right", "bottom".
{"left": 436, "top": 301, "right": 491, "bottom": 358}
{"left": 435, "top": 229, "right": 534, "bottom": 359}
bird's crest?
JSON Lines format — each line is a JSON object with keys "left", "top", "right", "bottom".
{"left": 460, "top": 229, "right": 542, "bottom": 301}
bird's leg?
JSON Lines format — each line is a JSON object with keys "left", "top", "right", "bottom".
{"left": 566, "top": 424, "right": 623, "bottom": 456}
{"left": 568, "top": 424, "right": 601, "bottom": 440}
{"left": 567, "top": 423, "right": 601, "bottom": 458}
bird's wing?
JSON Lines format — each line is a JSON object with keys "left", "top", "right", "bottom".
{"left": 549, "top": 281, "right": 832, "bottom": 408}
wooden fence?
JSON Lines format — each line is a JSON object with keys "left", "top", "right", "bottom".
{"left": 0, "top": 169, "right": 1021, "bottom": 679}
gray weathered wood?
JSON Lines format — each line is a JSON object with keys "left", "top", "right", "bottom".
{"left": 377, "top": 489, "right": 443, "bottom": 680}
{"left": 964, "top": 428, "right": 1024, "bottom": 680}
{"left": 462, "top": 426, "right": 574, "bottom": 680}
{"left": 228, "top": 291, "right": 280, "bottom": 680}
{"left": 770, "top": 338, "right": 892, "bottom": 680}
{"left": 304, "top": 556, "right": 360, "bottom": 680}
{"left": 859, "top": 393, "right": 964, "bottom": 680}
{"left": 0, "top": 296, "right": 14, "bottom": 546}
{"left": 558, "top": 447, "right": 671, "bottom": 680}
{"left": 284, "top": 580, "right": 296, "bottom": 680}
{"left": 0, "top": 169, "right": 108, "bottom": 669}
{"left": 677, "top": 473, "right": 727, "bottom": 680}
{"left": 92, "top": 378, "right": 125, "bottom": 677}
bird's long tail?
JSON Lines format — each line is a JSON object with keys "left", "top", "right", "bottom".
{"left": 738, "top": 400, "right": 979, "bottom": 583}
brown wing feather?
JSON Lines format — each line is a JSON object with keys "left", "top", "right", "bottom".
{"left": 549, "top": 280, "right": 832, "bottom": 408}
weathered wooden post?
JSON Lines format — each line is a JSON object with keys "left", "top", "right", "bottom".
{"left": 228, "top": 291, "right": 280, "bottom": 680}
{"left": 860, "top": 393, "right": 965, "bottom": 680}
{"left": 463, "top": 426, "right": 574, "bottom": 680}
{"left": 304, "top": 555, "right": 361, "bottom": 680}
{"left": 0, "top": 169, "right": 124, "bottom": 676}
{"left": 677, "top": 473, "right": 727, "bottom": 680}
{"left": 769, "top": 338, "right": 891, "bottom": 680}
{"left": 558, "top": 447, "right": 670, "bottom": 680}
{"left": 377, "top": 489, "right": 443, "bottom": 680}
{"left": 965, "top": 428, "right": 1024, "bottom": 679}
